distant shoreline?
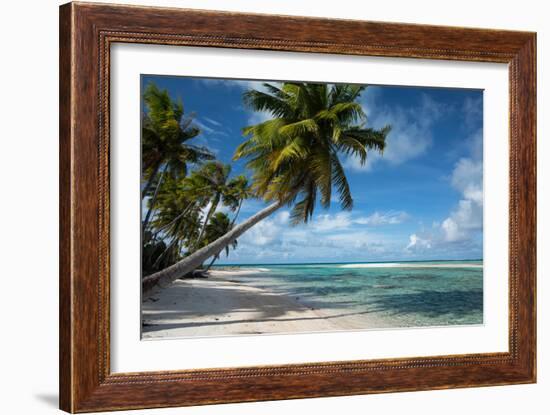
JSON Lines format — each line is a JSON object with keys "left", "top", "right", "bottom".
{"left": 213, "top": 259, "right": 483, "bottom": 268}
{"left": 213, "top": 260, "right": 483, "bottom": 270}
{"left": 338, "top": 263, "right": 482, "bottom": 269}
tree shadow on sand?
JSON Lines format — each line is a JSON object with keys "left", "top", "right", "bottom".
{"left": 142, "top": 281, "right": 359, "bottom": 333}
{"left": 142, "top": 280, "right": 483, "bottom": 334}
{"left": 143, "top": 309, "right": 377, "bottom": 332}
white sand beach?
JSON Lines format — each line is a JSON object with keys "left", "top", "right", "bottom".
{"left": 142, "top": 269, "right": 387, "bottom": 339}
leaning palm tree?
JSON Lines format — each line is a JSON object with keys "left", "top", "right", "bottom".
{"left": 148, "top": 175, "right": 210, "bottom": 241}
{"left": 143, "top": 82, "right": 389, "bottom": 293}
{"left": 201, "top": 212, "right": 238, "bottom": 271}
{"left": 186, "top": 161, "right": 234, "bottom": 251}
{"left": 195, "top": 175, "right": 251, "bottom": 267}
{"left": 141, "top": 83, "right": 214, "bottom": 230}
{"left": 143, "top": 174, "right": 203, "bottom": 275}
{"left": 225, "top": 175, "right": 252, "bottom": 226}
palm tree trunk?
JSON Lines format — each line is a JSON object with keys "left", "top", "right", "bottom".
{"left": 230, "top": 199, "right": 244, "bottom": 227}
{"left": 204, "top": 199, "right": 243, "bottom": 272}
{"left": 141, "top": 161, "right": 162, "bottom": 200}
{"left": 151, "top": 184, "right": 213, "bottom": 239}
{"left": 142, "top": 164, "right": 168, "bottom": 232}
{"left": 151, "top": 237, "right": 178, "bottom": 270}
{"left": 193, "top": 194, "right": 220, "bottom": 250}
{"left": 205, "top": 254, "right": 219, "bottom": 272}
{"left": 150, "top": 203, "right": 194, "bottom": 239}
{"left": 142, "top": 198, "right": 285, "bottom": 296}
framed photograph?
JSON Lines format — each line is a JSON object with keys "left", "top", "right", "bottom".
{"left": 59, "top": 2, "right": 536, "bottom": 412}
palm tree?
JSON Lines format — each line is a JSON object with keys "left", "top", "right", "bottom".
{"left": 144, "top": 167, "right": 244, "bottom": 275}
{"left": 143, "top": 174, "right": 203, "bottom": 275}
{"left": 194, "top": 175, "right": 252, "bottom": 269}
{"left": 143, "top": 82, "right": 389, "bottom": 293}
{"left": 225, "top": 175, "right": 252, "bottom": 226}
{"left": 186, "top": 161, "right": 234, "bottom": 251}
{"left": 141, "top": 83, "right": 214, "bottom": 229}
{"left": 142, "top": 167, "right": 168, "bottom": 233}
{"left": 147, "top": 174, "right": 212, "bottom": 241}
{"left": 142, "top": 233, "right": 168, "bottom": 276}
{"left": 201, "top": 212, "right": 238, "bottom": 271}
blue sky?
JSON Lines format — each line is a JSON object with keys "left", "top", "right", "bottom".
{"left": 142, "top": 75, "right": 483, "bottom": 264}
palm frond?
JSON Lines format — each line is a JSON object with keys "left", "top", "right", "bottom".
{"left": 331, "top": 155, "right": 353, "bottom": 211}
{"left": 278, "top": 118, "right": 319, "bottom": 138}
{"left": 343, "top": 125, "right": 390, "bottom": 153}
{"left": 309, "top": 150, "right": 332, "bottom": 209}
{"left": 242, "top": 90, "right": 292, "bottom": 118}
{"left": 269, "top": 137, "right": 310, "bottom": 171}
{"left": 234, "top": 81, "right": 390, "bottom": 224}
{"left": 290, "top": 179, "right": 317, "bottom": 224}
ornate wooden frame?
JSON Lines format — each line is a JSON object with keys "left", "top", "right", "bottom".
{"left": 59, "top": 2, "right": 536, "bottom": 412}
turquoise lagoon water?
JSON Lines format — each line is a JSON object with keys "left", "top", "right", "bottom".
{"left": 213, "top": 261, "right": 483, "bottom": 328}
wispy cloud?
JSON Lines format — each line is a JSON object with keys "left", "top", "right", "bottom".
{"left": 193, "top": 118, "right": 229, "bottom": 138}
{"left": 193, "top": 119, "right": 216, "bottom": 134}
{"left": 195, "top": 79, "right": 282, "bottom": 127}
{"left": 203, "top": 116, "right": 222, "bottom": 127}
{"left": 196, "top": 78, "right": 272, "bottom": 93}
{"left": 355, "top": 211, "right": 410, "bottom": 226}
{"left": 309, "top": 211, "right": 409, "bottom": 232}
{"left": 310, "top": 212, "right": 354, "bottom": 232}
{"left": 228, "top": 209, "right": 409, "bottom": 263}
{"left": 345, "top": 93, "right": 447, "bottom": 173}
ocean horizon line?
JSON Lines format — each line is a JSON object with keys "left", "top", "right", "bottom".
{"left": 214, "top": 258, "right": 483, "bottom": 267}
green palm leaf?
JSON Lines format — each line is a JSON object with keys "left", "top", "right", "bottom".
{"left": 237, "top": 82, "right": 390, "bottom": 223}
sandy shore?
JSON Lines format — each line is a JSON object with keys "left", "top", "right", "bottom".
{"left": 142, "top": 269, "right": 386, "bottom": 339}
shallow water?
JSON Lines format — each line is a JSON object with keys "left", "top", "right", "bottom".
{"left": 214, "top": 261, "right": 483, "bottom": 328}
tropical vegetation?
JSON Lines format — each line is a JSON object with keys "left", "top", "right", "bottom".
{"left": 141, "top": 81, "right": 390, "bottom": 293}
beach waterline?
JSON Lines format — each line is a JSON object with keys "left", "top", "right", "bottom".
{"left": 142, "top": 260, "right": 483, "bottom": 339}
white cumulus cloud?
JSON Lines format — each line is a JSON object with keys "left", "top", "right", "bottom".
{"left": 406, "top": 233, "right": 432, "bottom": 252}
{"left": 404, "top": 129, "right": 483, "bottom": 254}
{"left": 441, "top": 136, "right": 483, "bottom": 242}
{"left": 230, "top": 208, "right": 408, "bottom": 263}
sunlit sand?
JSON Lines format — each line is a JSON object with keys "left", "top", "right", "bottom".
{"left": 142, "top": 269, "right": 388, "bottom": 339}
